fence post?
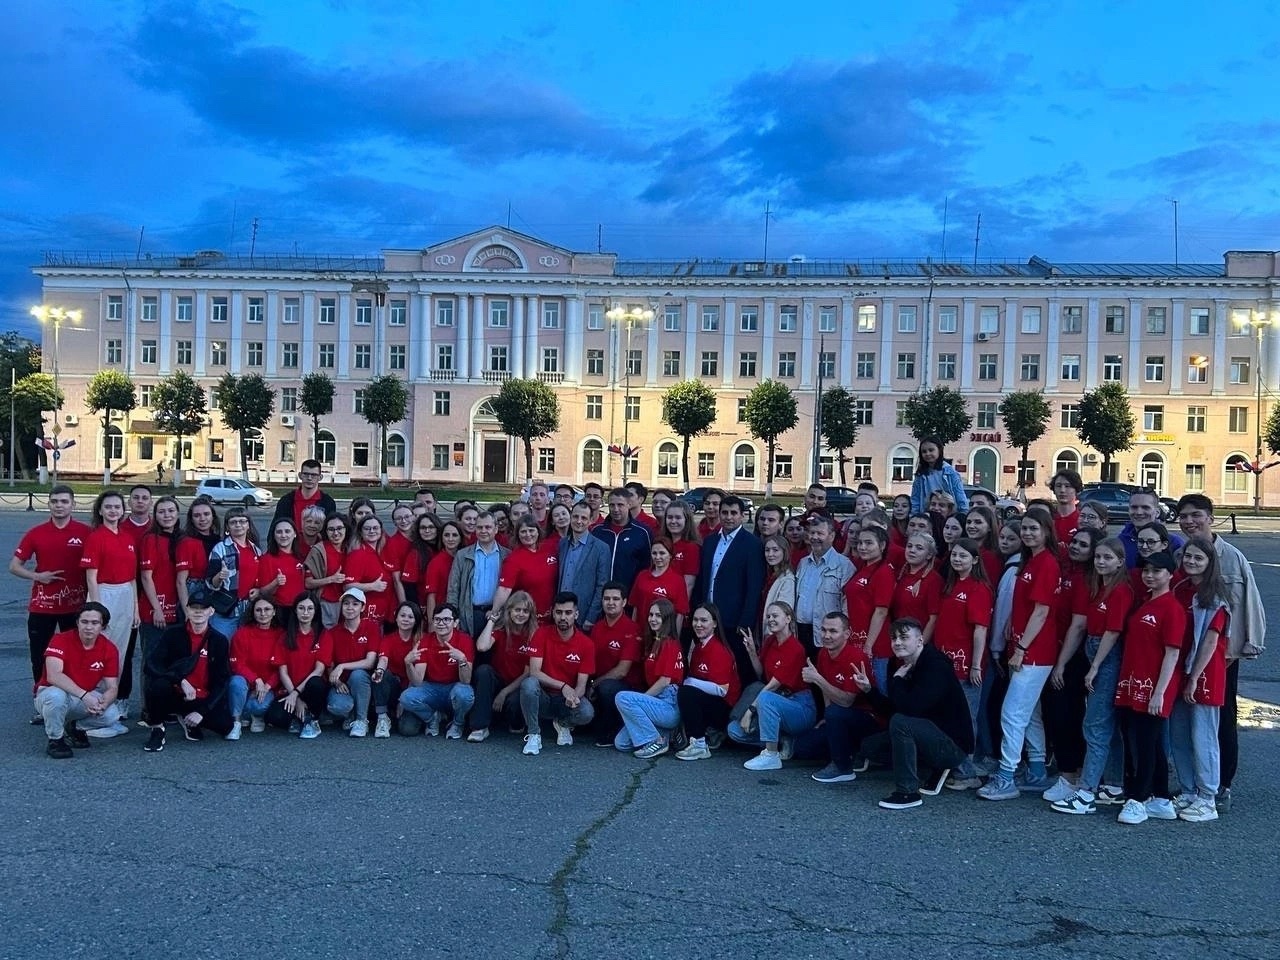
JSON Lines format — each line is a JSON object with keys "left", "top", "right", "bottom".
{"left": 26, "top": 492, "right": 35, "bottom": 511}
{"left": 1229, "top": 513, "right": 1238, "bottom": 535}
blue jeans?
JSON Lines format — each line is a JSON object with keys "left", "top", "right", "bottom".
{"left": 1080, "top": 635, "right": 1124, "bottom": 790}
{"left": 400, "top": 681, "right": 475, "bottom": 727}
{"left": 519, "top": 675, "right": 594, "bottom": 733}
{"left": 228, "top": 675, "right": 275, "bottom": 720}
{"left": 614, "top": 686, "right": 680, "bottom": 750}
{"left": 210, "top": 610, "right": 244, "bottom": 644}
{"left": 728, "top": 690, "right": 816, "bottom": 746}
{"left": 824, "top": 703, "right": 882, "bottom": 770}
{"left": 998, "top": 664, "right": 1051, "bottom": 775}
{"left": 1169, "top": 699, "right": 1221, "bottom": 798}
{"left": 872, "top": 657, "right": 890, "bottom": 694}
{"left": 327, "top": 668, "right": 374, "bottom": 721}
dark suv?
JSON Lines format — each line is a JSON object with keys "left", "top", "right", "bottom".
{"left": 1079, "top": 483, "right": 1174, "bottom": 524}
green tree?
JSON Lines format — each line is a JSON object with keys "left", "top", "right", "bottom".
{"left": 903, "top": 386, "right": 972, "bottom": 446}
{"left": 744, "top": 379, "right": 798, "bottom": 497}
{"left": 213, "top": 373, "right": 276, "bottom": 479}
{"left": 0, "top": 334, "right": 44, "bottom": 478}
{"left": 85, "top": 370, "right": 138, "bottom": 484}
{"left": 151, "top": 371, "right": 208, "bottom": 487}
{"left": 361, "top": 374, "right": 410, "bottom": 489}
{"left": 1264, "top": 402, "right": 1280, "bottom": 459}
{"left": 490, "top": 378, "right": 561, "bottom": 482}
{"left": 998, "top": 389, "right": 1053, "bottom": 490}
{"left": 661, "top": 380, "right": 718, "bottom": 491}
{"left": 820, "top": 386, "right": 860, "bottom": 485}
{"left": 1077, "top": 381, "right": 1136, "bottom": 480}
{"left": 13, "top": 373, "right": 62, "bottom": 479}
{"left": 300, "top": 372, "right": 335, "bottom": 461}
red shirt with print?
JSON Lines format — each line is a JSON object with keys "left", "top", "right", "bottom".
{"left": 422, "top": 551, "right": 455, "bottom": 604}
{"left": 229, "top": 624, "right": 283, "bottom": 686}
{"left": 233, "top": 542, "right": 260, "bottom": 600}
{"left": 934, "top": 577, "right": 993, "bottom": 679}
{"left": 379, "top": 631, "right": 417, "bottom": 683}
{"left": 1053, "top": 508, "right": 1080, "bottom": 547}
{"left": 176, "top": 536, "right": 212, "bottom": 581}
{"left": 668, "top": 539, "right": 701, "bottom": 581}
{"left": 80, "top": 526, "right": 138, "bottom": 585}
{"left": 38, "top": 629, "right": 119, "bottom": 693}
{"left": 1084, "top": 581, "right": 1134, "bottom": 638}
{"left": 590, "top": 615, "right": 642, "bottom": 680}
{"left": 1173, "top": 580, "right": 1230, "bottom": 707}
{"left": 317, "top": 542, "right": 346, "bottom": 603}
{"left": 382, "top": 532, "right": 413, "bottom": 580}
{"left": 628, "top": 567, "right": 690, "bottom": 619}
{"left": 183, "top": 628, "right": 213, "bottom": 699}
{"left": 817, "top": 640, "right": 877, "bottom": 700}
{"left": 419, "top": 630, "right": 475, "bottom": 684}
{"left": 1056, "top": 560, "right": 1090, "bottom": 639}
{"left": 1115, "top": 590, "right": 1187, "bottom": 717}
{"left": 271, "top": 630, "right": 332, "bottom": 692}
{"left": 688, "top": 637, "right": 741, "bottom": 706}
{"left": 257, "top": 552, "right": 307, "bottom": 607}
{"left": 760, "top": 634, "right": 806, "bottom": 693}
{"left": 139, "top": 533, "right": 180, "bottom": 623}
{"left": 890, "top": 566, "right": 943, "bottom": 628}
{"left": 341, "top": 545, "right": 391, "bottom": 621}
{"left": 844, "top": 559, "right": 897, "bottom": 658}
{"left": 490, "top": 628, "right": 536, "bottom": 686}
{"left": 15, "top": 519, "right": 91, "bottom": 614}
{"left": 643, "top": 637, "right": 685, "bottom": 687}
{"left": 1011, "top": 549, "right": 1061, "bottom": 666}
{"left": 529, "top": 625, "right": 596, "bottom": 687}
{"left": 325, "top": 619, "right": 380, "bottom": 667}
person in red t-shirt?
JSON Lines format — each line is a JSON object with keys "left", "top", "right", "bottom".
{"left": 382, "top": 504, "right": 416, "bottom": 605}
{"left": 305, "top": 515, "right": 351, "bottom": 628}
{"left": 727, "top": 601, "right": 813, "bottom": 770}
{"left": 891, "top": 533, "right": 943, "bottom": 643}
{"left": 373, "top": 601, "right": 421, "bottom": 737}
{"left": 11, "top": 485, "right": 91, "bottom": 691}
{"left": 628, "top": 541, "right": 689, "bottom": 632}
{"left": 613, "top": 598, "right": 685, "bottom": 757}
{"left": 844, "top": 526, "right": 897, "bottom": 691}
{"left": 81, "top": 490, "right": 140, "bottom": 717}
{"left": 323, "top": 587, "right": 386, "bottom": 737}
{"left": 589, "top": 583, "right": 642, "bottom": 746}
{"left": 492, "top": 519, "right": 559, "bottom": 619}
{"left": 1050, "top": 469, "right": 1083, "bottom": 549}
{"left": 472, "top": 591, "right": 538, "bottom": 741}
{"left": 342, "top": 515, "right": 394, "bottom": 626}
{"left": 139, "top": 497, "right": 185, "bottom": 711}
{"left": 400, "top": 600, "right": 476, "bottom": 738}
{"left": 257, "top": 518, "right": 309, "bottom": 609}
{"left": 266, "top": 594, "right": 331, "bottom": 740}
{"left": 418, "top": 520, "right": 463, "bottom": 624}
{"left": 519, "top": 592, "right": 596, "bottom": 755}
{"left": 34, "top": 602, "right": 123, "bottom": 757}
{"left": 805, "top": 611, "right": 883, "bottom": 783}
{"left": 674, "top": 603, "right": 740, "bottom": 761}
{"left": 401, "top": 514, "right": 441, "bottom": 607}
{"left": 175, "top": 498, "right": 221, "bottom": 608}
{"left": 226, "top": 596, "right": 284, "bottom": 738}
{"left": 142, "top": 597, "right": 235, "bottom": 749}
{"left": 662, "top": 502, "right": 702, "bottom": 597}
{"left": 274, "top": 459, "right": 337, "bottom": 533}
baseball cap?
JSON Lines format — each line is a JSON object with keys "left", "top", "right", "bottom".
{"left": 340, "top": 586, "right": 367, "bottom": 603}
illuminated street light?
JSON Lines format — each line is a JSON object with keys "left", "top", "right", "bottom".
{"left": 605, "top": 302, "right": 654, "bottom": 484}
{"left": 29, "top": 305, "right": 81, "bottom": 485}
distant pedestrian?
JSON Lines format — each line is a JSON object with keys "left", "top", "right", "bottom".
{"left": 156, "top": 461, "right": 165, "bottom": 485}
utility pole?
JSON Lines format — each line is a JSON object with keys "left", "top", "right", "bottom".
{"left": 812, "top": 336, "right": 825, "bottom": 484}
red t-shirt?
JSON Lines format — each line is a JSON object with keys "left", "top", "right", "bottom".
{"left": 121, "top": 516, "right": 153, "bottom": 551}
{"left": 885, "top": 542, "right": 907, "bottom": 574}
{"left": 325, "top": 619, "right": 380, "bottom": 667}
{"left": 1054, "top": 508, "right": 1080, "bottom": 546}
{"left": 668, "top": 539, "right": 701, "bottom": 580}
{"left": 401, "top": 548, "right": 432, "bottom": 587}
{"left": 1056, "top": 560, "right": 1090, "bottom": 639}
{"left": 38, "top": 629, "right": 119, "bottom": 693}
{"left": 760, "top": 634, "right": 806, "bottom": 693}
{"left": 290, "top": 488, "right": 325, "bottom": 534}
{"left": 342, "top": 544, "right": 391, "bottom": 621}
{"left": 257, "top": 552, "right": 308, "bottom": 607}
{"left": 697, "top": 519, "right": 720, "bottom": 541}
{"left": 628, "top": 567, "right": 690, "bottom": 619}
{"left": 688, "top": 636, "right": 741, "bottom": 706}
{"left": 422, "top": 551, "right": 455, "bottom": 603}
{"left": 844, "top": 559, "right": 896, "bottom": 658}
{"left": 419, "top": 630, "right": 476, "bottom": 684}
{"left": 890, "top": 566, "right": 943, "bottom": 627}
{"left": 382, "top": 532, "right": 413, "bottom": 579}
{"left": 1115, "top": 590, "right": 1187, "bottom": 717}
{"left": 981, "top": 549, "right": 1003, "bottom": 589}
{"left": 175, "top": 536, "right": 212, "bottom": 581}
{"left": 233, "top": 543, "right": 260, "bottom": 600}
{"left": 642, "top": 637, "right": 685, "bottom": 687}
{"left": 590, "top": 615, "right": 642, "bottom": 679}
{"left": 1173, "top": 580, "right": 1230, "bottom": 707}
{"left": 318, "top": 542, "right": 346, "bottom": 603}
{"left": 139, "top": 533, "right": 180, "bottom": 623}
{"left": 79, "top": 526, "right": 138, "bottom": 585}
{"left": 184, "top": 628, "right": 213, "bottom": 699}
{"left": 229, "top": 624, "right": 283, "bottom": 686}
{"left": 14, "top": 519, "right": 91, "bottom": 614}
{"left": 271, "top": 630, "right": 332, "bottom": 692}
{"left": 490, "top": 628, "right": 536, "bottom": 685}
{"left": 529, "top": 625, "right": 596, "bottom": 687}
{"left": 1084, "top": 581, "right": 1134, "bottom": 638}
{"left": 498, "top": 545, "right": 559, "bottom": 615}
{"left": 1011, "top": 549, "right": 1062, "bottom": 667}
{"left": 817, "top": 641, "right": 876, "bottom": 698}
{"left": 634, "top": 511, "right": 660, "bottom": 534}
{"left": 934, "top": 577, "right": 994, "bottom": 679}
{"left": 379, "top": 631, "right": 417, "bottom": 683}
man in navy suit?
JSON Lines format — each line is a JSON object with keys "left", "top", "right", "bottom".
{"left": 692, "top": 495, "right": 765, "bottom": 684}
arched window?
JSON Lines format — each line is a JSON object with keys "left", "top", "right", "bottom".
{"left": 105, "top": 425, "right": 123, "bottom": 462}
{"left": 1139, "top": 452, "right": 1165, "bottom": 495}
{"left": 582, "top": 439, "right": 603, "bottom": 474}
{"left": 890, "top": 444, "right": 916, "bottom": 483}
{"left": 657, "top": 441, "right": 679, "bottom": 478}
{"left": 1225, "top": 454, "right": 1251, "bottom": 494}
{"left": 242, "top": 428, "right": 264, "bottom": 464}
{"left": 732, "top": 443, "right": 756, "bottom": 481}
{"left": 1054, "top": 449, "right": 1080, "bottom": 476}
{"left": 316, "top": 430, "right": 336, "bottom": 467}
{"left": 386, "top": 432, "right": 406, "bottom": 468}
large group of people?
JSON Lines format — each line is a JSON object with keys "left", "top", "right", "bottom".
{"left": 13, "top": 449, "right": 1267, "bottom": 821}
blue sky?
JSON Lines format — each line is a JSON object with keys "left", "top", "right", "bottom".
{"left": 6, "top": 0, "right": 1279, "bottom": 335}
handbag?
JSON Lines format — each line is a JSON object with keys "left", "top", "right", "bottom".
{"left": 188, "top": 579, "right": 239, "bottom": 617}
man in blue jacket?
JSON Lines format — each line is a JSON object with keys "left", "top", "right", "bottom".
{"left": 559, "top": 502, "right": 611, "bottom": 629}
{"left": 590, "top": 488, "right": 651, "bottom": 596}
{"left": 692, "top": 495, "right": 764, "bottom": 683}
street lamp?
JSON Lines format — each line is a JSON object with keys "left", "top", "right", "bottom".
{"left": 29, "top": 305, "right": 82, "bottom": 485}
{"left": 1234, "top": 309, "right": 1272, "bottom": 514}
{"left": 605, "top": 301, "right": 654, "bottom": 483}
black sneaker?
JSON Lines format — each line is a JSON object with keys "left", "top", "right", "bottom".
{"left": 878, "top": 791, "right": 923, "bottom": 810}
{"left": 182, "top": 721, "right": 204, "bottom": 742}
{"left": 29, "top": 714, "right": 44, "bottom": 726}
{"left": 46, "top": 737, "right": 73, "bottom": 760}
{"left": 594, "top": 734, "right": 616, "bottom": 748}
{"left": 66, "top": 724, "right": 91, "bottom": 749}
{"left": 144, "top": 727, "right": 166, "bottom": 752}
{"left": 811, "top": 763, "right": 857, "bottom": 784}
{"left": 920, "top": 768, "right": 950, "bottom": 796}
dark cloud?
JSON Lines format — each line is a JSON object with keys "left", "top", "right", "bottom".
{"left": 1111, "top": 145, "right": 1276, "bottom": 191}
{"left": 126, "top": 0, "right": 634, "bottom": 163}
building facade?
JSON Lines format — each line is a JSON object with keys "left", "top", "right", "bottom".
{"left": 32, "top": 227, "right": 1280, "bottom": 505}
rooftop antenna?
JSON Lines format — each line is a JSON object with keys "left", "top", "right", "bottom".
{"left": 598, "top": 223, "right": 603, "bottom": 254}
{"left": 940, "top": 197, "right": 949, "bottom": 261}
{"left": 249, "top": 217, "right": 259, "bottom": 262}
{"left": 763, "top": 201, "right": 773, "bottom": 263}
{"left": 506, "top": 202, "right": 512, "bottom": 229}
{"left": 229, "top": 200, "right": 238, "bottom": 251}
{"left": 1170, "top": 199, "right": 1179, "bottom": 266}
{"left": 972, "top": 213, "right": 982, "bottom": 268}
{"left": 135, "top": 226, "right": 145, "bottom": 262}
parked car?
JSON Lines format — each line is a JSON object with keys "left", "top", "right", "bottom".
{"left": 518, "top": 480, "right": 584, "bottom": 504}
{"left": 963, "top": 485, "right": 1025, "bottom": 520}
{"left": 1079, "top": 482, "right": 1174, "bottom": 524}
{"left": 195, "top": 476, "right": 275, "bottom": 507}
{"left": 821, "top": 485, "right": 863, "bottom": 516}
{"left": 677, "top": 487, "right": 754, "bottom": 519}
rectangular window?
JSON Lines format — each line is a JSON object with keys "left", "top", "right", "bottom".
{"left": 282, "top": 297, "right": 299, "bottom": 324}
{"left": 701, "top": 352, "right": 719, "bottom": 377}
{"left": 1020, "top": 306, "right": 1042, "bottom": 334}
{"left": 388, "top": 344, "right": 406, "bottom": 370}
{"left": 541, "top": 347, "right": 560, "bottom": 374}
{"left": 542, "top": 302, "right": 561, "bottom": 329}
{"left": 1020, "top": 353, "right": 1041, "bottom": 381}
{"left": 435, "top": 344, "right": 453, "bottom": 371}
{"left": 489, "top": 301, "right": 509, "bottom": 328}
{"left": 281, "top": 387, "right": 298, "bottom": 412}
{"left": 246, "top": 342, "right": 264, "bottom": 367}
{"left": 211, "top": 296, "right": 229, "bottom": 322}
{"left": 978, "top": 354, "right": 997, "bottom": 380}
{"left": 1230, "top": 357, "right": 1251, "bottom": 384}
{"left": 663, "top": 350, "right": 681, "bottom": 377}
{"left": 857, "top": 352, "right": 875, "bottom": 379}
{"left": 1186, "top": 406, "right": 1206, "bottom": 432}
{"left": 891, "top": 453, "right": 915, "bottom": 483}
{"left": 734, "top": 449, "right": 756, "bottom": 481}
{"left": 1143, "top": 405, "right": 1164, "bottom": 431}
{"left": 658, "top": 446, "right": 679, "bottom": 477}
{"left": 319, "top": 298, "right": 336, "bottom": 324}
{"left": 698, "top": 452, "right": 716, "bottom": 478}
{"left": 141, "top": 296, "right": 158, "bottom": 321}
{"left": 1061, "top": 305, "right": 1083, "bottom": 334}
{"left": 662, "top": 305, "right": 680, "bottom": 332}
{"left": 779, "top": 305, "right": 798, "bottom": 333}
{"left": 740, "top": 306, "right": 759, "bottom": 333}
{"left": 895, "top": 401, "right": 908, "bottom": 428}
{"left": 852, "top": 456, "right": 873, "bottom": 480}
{"left": 1061, "top": 354, "right": 1081, "bottom": 381}
{"left": 739, "top": 352, "right": 757, "bottom": 377}
{"left": 852, "top": 400, "right": 874, "bottom": 426}
{"left": 773, "top": 454, "right": 793, "bottom": 480}
{"left": 1229, "top": 406, "right": 1248, "bottom": 432}
{"left": 354, "top": 344, "right": 371, "bottom": 370}
{"left": 819, "top": 351, "right": 835, "bottom": 379}
{"left": 626, "top": 350, "right": 642, "bottom": 377}
{"left": 585, "top": 395, "right": 603, "bottom": 420}
{"left": 587, "top": 350, "right": 604, "bottom": 377}
{"left": 489, "top": 346, "right": 509, "bottom": 372}
{"left": 106, "top": 340, "right": 123, "bottom": 365}
{"left": 176, "top": 296, "right": 193, "bottom": 322}
{"left": 701, "top": 306, "right": 720, "bottom": 332}
{"left": 936, "top": 305, "right": 957, "bottom": 334}
{"left": 777, "top": 352, "right": 796, "bottom": 377}
{"left": 436, "top": 300, "right": 455, "bottom": 327}
{"left": 432, "top": 444, "right": 449, "bottom": 470}
{"left": 210, "top": 341, "right": 227, "bottom": 366}
{"left": 857, "top": 305, "right": 876, "bottom": 332}
{"left": 1189, "top": 307, "right": 1210, "bottom": 336}
{"left": 138, "top": 436, "right": 153, "bottom": 460}
{"left": 1146, "top": 306, "right": 1167, "bottom": 334}
{"left": 818, "top": 306, "right": 837, "bottom": 334}
{"left": 1145, "top": 355, "right": 1165, "bottom": 382}
{"left": 978, "top": 306, "right": 999, "bottom": 334}
{"left": 977, "top": 402, "right": 997, "bottom": 429}
{"left": 247, "top": 297, "right": 265, "bottom": 324}
{"left": 1104, "top": 305, "right": 1125, "bottom": 334}
{"left": 140, "top": 384, "right": 154, "bottom": 407}
{"left": 175, "top": 340, "right": 191, "bottom": 366}
{"left": 279, "top": 440, "right": 295, "bottom": 464}
{"left": 318, "top": 343, "right": 335, "bottom": 368}
{"left": 141, "top": 339, "right": 157, "bottom": 364}
{"left": 353, "top": 391, "right": 366, "bottom": 416}
{"left": 1103, "top": 355, "right": 1123, "bottom": 381}
{"left": 433, "top": 391, "right": 451, "bottom": 416}
{"left": 737, "top": 398, "right": 748, "bottom": 423}
{"left": 937, "top": 353, "right": 957, "bottom": 380}
{"left": 1187, "top": 361, "right": 1208, "bottom": 383}
{"left": 389, "top": 300, "right": 407, "bottom": 326}
{"left": 352, "top": 441, "right": 369, "bottom": 467}
{"left": 625, "top": 396, "right": 640, "bottom": 421}
{"left": 1231, "top": 308, "right": 1253, "bottom": 335}
{"left": 538, "top": 447, "right": 556, "bottom": 472}
{"left": 1185, "top": 464, "right": 1205, "bottom": 491}
{"left": 1061, "top": 403, "right": 1080, "bottom": 429}
{"left": 897, "top": 305, "right": 917, "bottom": 333}
{"left": 897, "top": 352, "right": 916, "bottom": 379}
{"left": 106, "top": 295, "right": 123, "bottom": 321}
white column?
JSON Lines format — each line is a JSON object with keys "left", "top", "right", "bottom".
{"left": 337, "top": 293, "right": 351, "bottom": 379}
{"left": 457, "top": 295, "right": 470, "bottom": 380}
{"left": 300, "top": 292, "right": 315, "bottom": 375}
{"left": 840, "top": 297, "right": 854, "bottom": 384}
{"left": 645, "top": 319, "right": 659, "bottom": 387}
{"left": 684, "top": 297, "right": 698, "bottom": 380}
{"left": 1045, "top": 298, "right": 1060, "bottom": 390}
{"left": 415, "top": 294, "right": 432, "bottom": 380}
{"left": 1084, "top": 298, "right": 1100, "bottom": 387}
{"left": 470, "top": 294, "right": 485, "bottom": 380}
{"left": 762, "top": 298, "right": 776, "bottom": 385}
{"left": 960, "top": 299, "right": 975, "bottom": 391}
{"left": 159, "top": 290, "right": 173, "bottom": 375}
{"left": 511, "top": 296, "right": 526, "bottom": 379}
{"left": 1169, "top": 299, "right": 1185, "bottom": 395}
{"left": 878, "top": 299, "right": 894, "bottom": 391}
{"left": 125, "top": 288, "right": 139, "bottom": 374}
{"left": 1212, "top": 301, "right": 1228, "bottom": 395}
{"left": 1127, "top": 297, "right": 1142, "bottom": 392}
{"left": 1266, "top": 299, "right": 1280, "bottom": 389}
{"left": 722, "top": 299, "right": 736, "bottom": 388}
{"left": 800, "top": 298, "right": 815, "bottom": 389}
{"left": 525, "top": 296, "right": 539, "bottom": 378}
{"left": 1001, "top": 297, "right": 1018, "bottom": 392}
{"left": 565, "top": 296, "right": 583, "bottom": 382}
{"left": 229, "top": 291, "right": 244, "bottom": 374}
{"left": 265, "top": 290, "right": 279, "bottom": 377}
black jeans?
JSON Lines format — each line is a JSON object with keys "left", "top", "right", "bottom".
{"left": 1220, "top": 660, "right": 1240, "bottom": 790}
{"left": 1120, "top": 708, "right": 1169, "bottom": 802}
{"left": 27, "top": 612, "right": 78, "bottom": 684}
{"left": 862, "top": 714, "right": 967, "bottom": 794}
{"left": 823, "top": 703, "right": 883, "bottom": 771}
{"left": 144, "top": 678, "right": 234, "bottom": 736}
{"left": 119, "top": 627, "right": 139, "bottom": 702}
{"left": 469, "top": 665, "right": 523, "bottom": 731}
{"left": 1041, "top": 649, "right": 1088, "bottom": 772}
{"left": 266, "top": 676, "right": 330, "bottom": 727}
{"left": 591, "top": 677, "right": 627, "bottom": 740}
{"left": 676, "top": 686, "right": 730, "bottom": 739}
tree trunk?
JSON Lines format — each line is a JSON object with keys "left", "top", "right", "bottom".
{"left": 765, "top": 437, "right": 775, "bottom": 497}
{"left": 681, "top": 434, "right": 691, "bottom": 492}
{"left": 239, "top": 431, "right": 249, "bottom": 480}
{"left": 102, "top": 409, "right": 113, "bottom": 485}
{"left": 379, "top": 424, "right": 389, "bottom": 489}
{"left": 174, "top": 432, "right": 185, "bottom": 487}
{"left": 524, "top": 438, "right": 533, "bottom": 482}
{"left": 1021, "top": 443, "right": 1030, "bottom": 492}
{"left": 837, "top": 449, "right": 847, "bottom": 485}
{"left": 312, "top": 416, "right": 320, "bottom": 460}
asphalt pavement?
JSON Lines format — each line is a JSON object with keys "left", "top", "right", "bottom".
{"left": 1, "top": 508, "right": 1277, "bottom": 960}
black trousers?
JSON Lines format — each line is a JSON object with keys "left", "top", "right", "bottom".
{"left": 862, "top": 714, "right": 967, "bottom": 794}
{"left": 676, "top": 686, "right": 730, "bottom": 739}
{"left": 470, "top": 665, "right": 523, "bottom": 732}
{"left": 266, "top": 676, "right": 330, "bottom": 727}
{"left": 1220, "top": 660, "right": 1240, "bottom": 790}
{"left": 1119, "top": 708, "right": 1169, "bottom": 802}
{"left": 591, "top": 678, "right": 627, "bottom": 739}
{"left": 118, "top": 627, "right": 140, "bottom": 702}
{"left": 144, "top": 678, "right": 234, "bottom": 736}
{"left": 1041, "top": 649, "right": 1088, "bottom": 772}
{"left": 27, "top": 612, "right": 79, "bottom": 684}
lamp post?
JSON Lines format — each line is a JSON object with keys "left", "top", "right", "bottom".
{"left": 29, "top": 305, "right": 81, "bottom": 486}
{"left": 605, "top": 301, "right": 654, "bottom": 484}
{"left": 1233, "top": 310, "right": 1272, "bottom": 514}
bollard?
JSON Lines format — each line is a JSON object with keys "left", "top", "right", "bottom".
{"left": 26, "top": 492, "right": 34, "bottom": 511}
{"left": 1230, "top": 513, "right": 1238, "bottom": 535}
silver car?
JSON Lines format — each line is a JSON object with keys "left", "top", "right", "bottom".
{"left": 195, "top": 476, "right": 275, "bottom": 506}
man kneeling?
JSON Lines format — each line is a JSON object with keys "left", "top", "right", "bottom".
{"left": 519, "top": 592, "right": 595, "bottom": 755}
{"left": 142, "top": 597, "right": 234, "bottom": 750}
{"left": 34, "top": 602, "right": 124, "bottom": 758}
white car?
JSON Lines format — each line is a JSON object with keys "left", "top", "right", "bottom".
{"left": 195, "top": 476, "right": 275, "bottom": 506}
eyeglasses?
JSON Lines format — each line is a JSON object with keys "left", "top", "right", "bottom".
{"left": 1136, "top": 538, "right": 1164, "bottom": 546}
{"left": 228, "top": 518, "right": 250, "bottom": 525}
{"left": 300, "top": 472, "right": 322, "bottom": 480}
{"left": 432, "top": 615, "right": 454, "bottom": 623}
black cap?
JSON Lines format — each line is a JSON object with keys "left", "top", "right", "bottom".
{"left": 1142, "top": 550, "right": 1177, "bottom": 573}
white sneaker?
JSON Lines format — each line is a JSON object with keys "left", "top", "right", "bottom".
{"left": 1094, "top": 784, "right": 1126, "bottom": 806}
{"left": 1050, "top": 789, "right": 1097, "bottom": 815}
{"left": 1117, "top": 798, "right": 1149, "bottom": 824}
{"left": 374, "top": 715, "right": 391, "bottom": 738}
{"left": 300, "top": 720, "right": 321, "bottom": 739}
{"left": 446, "top": 722, "right": 464, "bottom": 740}
{"left": 1145, "top": 797, "right": 1177, "bottom": 821}
{"left": 425, "top": 714, "right": 441, "bottom": 737}
{"left": 676, "top": 740, "right": 712, "bottom": 761}
{"left": 523, "top": 733, "right": 542, "bottom": 755}
{"left": 225, "top": 722, "right": 242, "bottom": 741}
{"left": 1172, "top": 793, "right": 1197, "bottom": 811}
{"left": 249, "top": 717, "right": 266, "bottom": 734}
{"left": 743, "top": 749, "right": 782, "bottom": 771}
{"left": 85, "top": 722, "right": 130, "bottom": 739}
{"left": 467, "top": 728, "right": 490, "bottom": 743}
{"left": 1041, "top": 776, "right": 1078, "bottom": 803}
{"left": 552, "top": 720, "right": 573, "bottom": 747}
{"left": 349, "top": 719, "right": 369, "bottom": 738}
{"left": 1178, "top": 798, "right": 1220, "bottom": 822}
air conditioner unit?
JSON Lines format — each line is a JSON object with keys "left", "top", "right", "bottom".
{"left": 64, "top": 414, "right": 78, "bottom": 426}
{"left": 109, "top": 410, "right": 124, "bottom": 421}
{"left": 1083, "top": 453, "right": 1099, "bottom": 465}
{"left": 281, "top": 414, "right": 296, "bottom": 427}
{"left": 976, "top": 332, "right": 992, "bottom": 342}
